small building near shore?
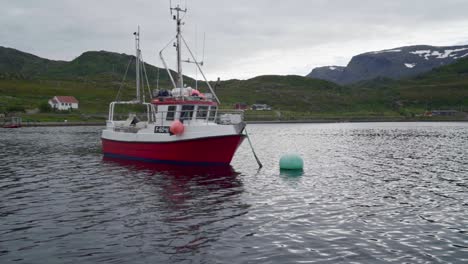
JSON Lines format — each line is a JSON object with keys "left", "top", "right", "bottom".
{"left": 424, "top": 110, "right": 459, "bottom": 117}
{"left": 431, "top": 110, "right": 458, "bottom": 116}
{"left": 48, "top": 96, "right": 79, "bottom": 111}
{"left": 234, "top": 103, "right": 249, "bottom": 110}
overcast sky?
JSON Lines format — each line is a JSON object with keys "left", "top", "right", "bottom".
{"left": 1, "top": 0, "right": 468, "bottom": 80}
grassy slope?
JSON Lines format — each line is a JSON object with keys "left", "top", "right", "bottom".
{"left": 0, "top": 46, "right": 193, "bottom": 85}
{"left": 215, "top": 75, "right": 405, "bottom": 118}
{"left": 1, "top": 48, "right": 467, "bottom": 121}
{"left": 397, "top": 58, "right": 468, "bottom": 110}
{"left": 350, "top": 57, "right": 468, "bottom": 114}
{"left": 0, "top": 46, "right": 66, "bottom": 79}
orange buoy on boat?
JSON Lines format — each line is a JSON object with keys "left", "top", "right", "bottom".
{"left": 170, "top": 120, "right": 185, "bottom": 135}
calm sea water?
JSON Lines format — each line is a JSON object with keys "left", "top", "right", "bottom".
{"left": 1, "top": 123, "right": 467, "bottom": 264}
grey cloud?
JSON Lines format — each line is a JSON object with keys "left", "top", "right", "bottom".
{"left": 1, "top": 0, "right": 468, "bottom": 79}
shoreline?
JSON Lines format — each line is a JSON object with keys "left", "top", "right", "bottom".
{"left": 11, "top": 118, "right": 468, "bottom": 127}
{"left": 19, "top": 121, "right": 104, "bottom": 127}
{"left": 247, "top": 118, "right": 468, "bottom": 124}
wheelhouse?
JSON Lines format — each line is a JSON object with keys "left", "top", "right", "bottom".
{"left": 151, "top": 97, "right": 218, "bottom": 126}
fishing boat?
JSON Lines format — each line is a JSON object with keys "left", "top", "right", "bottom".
{"left": 101, "top": 5, "right": 250, "bottom": 166}
{"left": 2, "top": 117, "right": 22, "bottom": 128}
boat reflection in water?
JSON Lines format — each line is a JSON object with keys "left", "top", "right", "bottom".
{"left": 102, "top": 156, "right": 240, "bottom": 181}
{"left": 102, "top": 156, "right": 246, "bottom": 215}
{"left": 102, "top": 157, "right": 248, "bottom": 256}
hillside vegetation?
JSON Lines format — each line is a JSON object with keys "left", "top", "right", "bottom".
{"left": 351, "top": 57, "right": 468, "bottom": 113}
{"left": 0, "top": 46, "right": 467, "bottom": 121}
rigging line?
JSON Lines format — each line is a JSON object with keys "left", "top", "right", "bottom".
{"left": 160, "top": 36, "right": 178, "bottom": 59}
{"left": 195, "top": 63, "right": 198, "bottom": 90}
{"left": 141, "top": 59, "right": 145, "bottom": 103}
{"left": 181, "top": 35, "right": 221, "bottom": 104}
{"left": 138, "top": 51, "right": 146, "bottom": 103}
{"left": 195, "top": 25, "right": 198, "bottom": 90}
{"left": 140, "top": 53, "right": 152, "bottom": 100}
{"left": 159, "top": 36, "right": 178, "bottom": 88}
{"left": 156, "top": 67, "right": 160, "bottom": 90}
{"left": 202, "top": 32, "right": 206, "bottom": 64}
{"left": 115, "top": 57, "right": 134, "bottom": 101}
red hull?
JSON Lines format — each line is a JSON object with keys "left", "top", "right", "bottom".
{"left": 102, "top": 135, "right": 245, "bottom": 166}
{"left": 3, "top": 125, "right": 21, "bottom": 128}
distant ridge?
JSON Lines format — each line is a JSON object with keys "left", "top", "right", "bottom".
{"left": 307, "top": 44, "right": 468, "bottom": 84}
{"left": 0, "top": 45, "right": 467, "bottom": 117}
{"left": 0, "top": 46, "right": 182, "bottom": 83}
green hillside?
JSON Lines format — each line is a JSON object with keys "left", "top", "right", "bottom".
{"left": 0, "top": 46, "right": 467, "bottom": 122}
{"left": 213, "top": 58, "right": 468, "bottom": 119}
{"left": 0, "top": 46, "right": 187, "bottom": 84}
{"left": 0, "top": 46, "right": 65, "bottom": 79}
{"left": 351, "top": 57, "right": 468, "bottom": 113}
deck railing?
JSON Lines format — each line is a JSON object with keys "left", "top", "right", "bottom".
{"left": 154, "top": 109, "right": 244, "bottom": 125}
{"left": 108, "top": 109, "right": 244, "bottom": 129}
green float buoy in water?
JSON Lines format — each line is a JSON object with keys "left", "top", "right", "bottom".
{"left": 279, "top": 154, "right": 304, "bottom": 170}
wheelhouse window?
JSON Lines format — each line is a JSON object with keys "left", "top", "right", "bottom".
{"left": 166, "top": 105, "right": 176, "bottom": 121}
{"left": 196, "top": 106, "right": 209, "bottom": 120}
{"left": 209, "top": 106, "right": 217, "bottom": 120}
{"left": 180, "top": 105, "right": 195, "bottom": 120}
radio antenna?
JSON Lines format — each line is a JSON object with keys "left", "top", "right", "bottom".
{"left": 170, "top": 3, "right": 187, "bottom": 88}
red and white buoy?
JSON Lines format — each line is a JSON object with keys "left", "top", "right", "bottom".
{"left": 170, "top": 119, "right": 185, "bottom": 135}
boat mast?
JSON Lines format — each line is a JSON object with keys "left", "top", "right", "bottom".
{"left": 134, "top": 27, "right": 141, "bottom": 102}
{"left": 171, "top": 4, "right": 186, "bottom": 88}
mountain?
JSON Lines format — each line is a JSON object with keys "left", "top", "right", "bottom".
{"left": 0, "top": 46, "right": 466, "bottom": 119}
{"left": 350, "top": 56, "right": 468, "bottom": 111}
{"left": 306, "top": 66, "right": 345, "bottom": 84}
{"left": 0, "top": 46, "right": 65, "bottom": 79}
{"left": 218, "top": 56, "right": 468, "bottom": 115}
{"left": 307, "top": 45, "right": 468, "bottom": 84}
{"left": 0, "top": 46, "right": 182, "bottom": 84}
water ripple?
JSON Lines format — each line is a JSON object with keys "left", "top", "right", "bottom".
{"left": 0, "top": 123, "right": 467, "bottom": 263}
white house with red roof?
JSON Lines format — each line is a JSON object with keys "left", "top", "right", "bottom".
{"left": 48, "top": 96, "right": 79, "bottom": 111}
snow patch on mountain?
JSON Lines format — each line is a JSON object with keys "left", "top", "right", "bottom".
{"left": 372, "top": 49, "right": 402, "bottom": 54}
{"left": 410, "top": 48, "right": 468, "bottom": 60}
{"left": 410, "top": 50, "right": 431, "bottom": 55}
{"left": 404, "top": 63, "right": 416, "bottom": 68}
{"left": 410, "top": 50, "right": 432, "bottom": 60}
{"left": 307, "top": 44, "right": 468, "bottom": 84}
